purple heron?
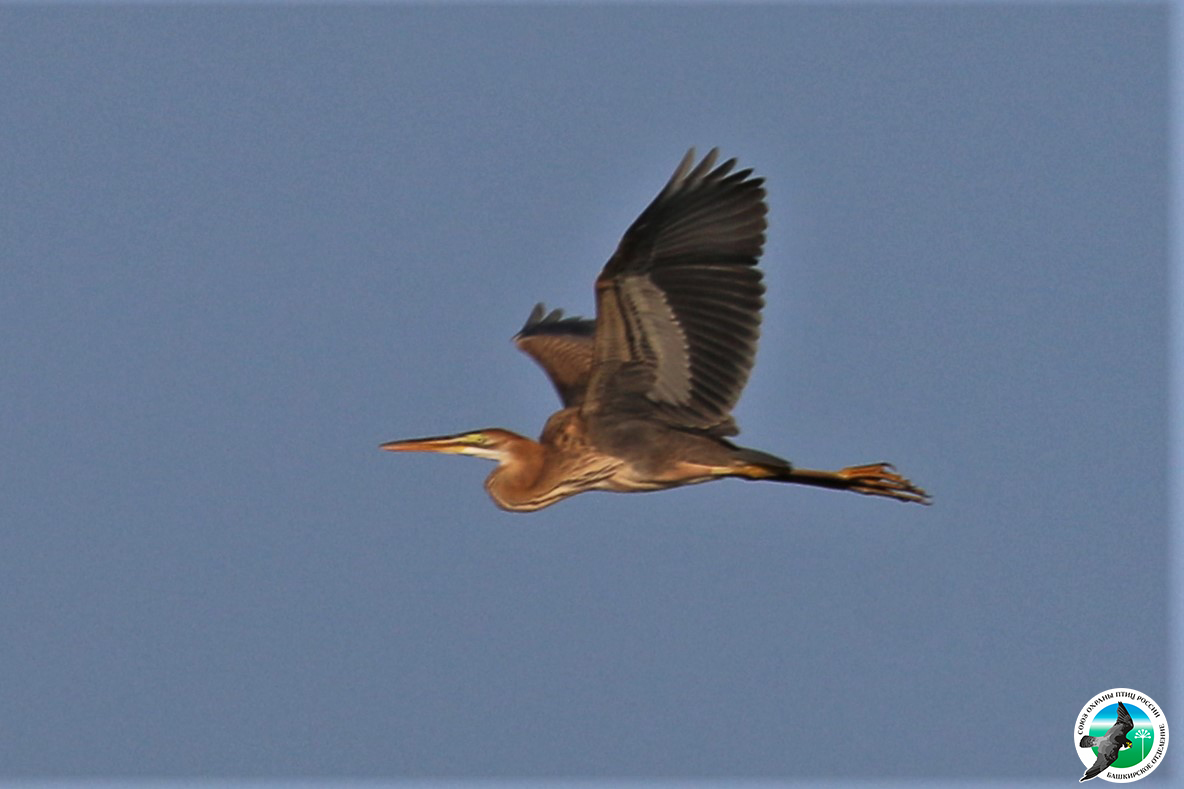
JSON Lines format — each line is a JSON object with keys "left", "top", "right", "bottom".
{"left": 382, "top": 149, "right": 930, "bottom": 512}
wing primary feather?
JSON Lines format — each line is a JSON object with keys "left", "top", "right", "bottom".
{"left": 587, "top": 148, "right": 770, "bottom": 432}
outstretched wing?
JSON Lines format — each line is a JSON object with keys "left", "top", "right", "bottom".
{"left": 586, "top": 148, "right": 767, "bottom": 434}
{"left": 1110, "top": 703, "right": 1135, "bottom": 737}
{"left": 514, "top": 303, "right": 596, "bottom": 406}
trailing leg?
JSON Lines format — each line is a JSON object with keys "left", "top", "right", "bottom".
{"left": 735, "top": 459, "right": 931, "bottom": 504}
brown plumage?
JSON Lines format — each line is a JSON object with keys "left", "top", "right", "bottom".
{"left": 513, "top": 305, "right": 596, "bottom": 407}
{"left": 382, "top": 149, "right": 930, "bottom": 511}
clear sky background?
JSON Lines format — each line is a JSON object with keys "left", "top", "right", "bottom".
{"left": 0, "top": 3, "right": 1173, "bottom": 786}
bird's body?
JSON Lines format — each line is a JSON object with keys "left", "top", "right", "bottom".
{"left": 383, "top": 149, "right": 930, "bottom": 511}
{"left": 1079, "top": 702, "right": 1135, "bottom": 781}
{"left": 475, "top": 408, "right": 794, "bottom": 511}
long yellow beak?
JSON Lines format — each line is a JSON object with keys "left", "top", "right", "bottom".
{"left": 380, "top": 431, "right": 508, "bottom": 462}
{"left": 380, "top": 434, "right": 473, "bottom": 453}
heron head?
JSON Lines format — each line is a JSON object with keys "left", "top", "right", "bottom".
{"left": 380, "top": 429, "right": 524, "bottom": 462}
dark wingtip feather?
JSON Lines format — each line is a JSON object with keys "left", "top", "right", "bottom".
{"left": 516, "top": 303, "right": 596, "bottom": 339}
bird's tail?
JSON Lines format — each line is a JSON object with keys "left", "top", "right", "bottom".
{"left": 1080, "top": 736, "right": 1100, "bottom": 748}
{"left": 730, "top": 447, "right": 794, "bottom": 473}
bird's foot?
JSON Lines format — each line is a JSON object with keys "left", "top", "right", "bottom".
{"left": 838, "top": 463, "right": 931, "bottom": 505}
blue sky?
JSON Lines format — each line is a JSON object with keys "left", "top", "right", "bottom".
{"left": 0, "top": 3, "right": 1174, "bottom": 786}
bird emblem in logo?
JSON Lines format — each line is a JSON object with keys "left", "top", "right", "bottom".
{"left": 1079, "top": 701, "right": 1134, "bottom": 781}
{"left": 1074, "top": 689, "right": 1168, "bottom": 783}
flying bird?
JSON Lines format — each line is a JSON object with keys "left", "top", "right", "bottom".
{"left": 1079, "top": 701, "right": 1135, "bottom": 781}
{"left": 382, "top": 149, "right": 930, "bottom": 511}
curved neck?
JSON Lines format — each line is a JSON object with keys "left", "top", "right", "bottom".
{"left": 484, "top": 436, "right": 552, "bottom": 512}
